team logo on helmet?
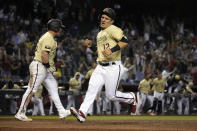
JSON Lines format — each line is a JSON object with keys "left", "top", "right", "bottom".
{"left": 103, "top": 8, "right": 109, "bottom": 13}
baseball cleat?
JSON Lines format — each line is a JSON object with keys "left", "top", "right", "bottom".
{"left": 15, "top": 112, "right": 32, "bottom": 122}
{"left": 70, "top": 107, "right": 86, "bottom": 123}
{"left": 130, "top": 92, "right": 138, "bottom": 115}
{"left": 150, "top": 112, "right": 157, "bottom": 116}
{"left": 59, "top": 109, "right": 71, "bottom": 119}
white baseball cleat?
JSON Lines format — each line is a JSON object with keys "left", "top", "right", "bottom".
{"left": 130, "top": 92, "right": 138, "bottom": 115}
{"left": 15, "top": 112, "right": 32, "bottom": 122}
{"left": 70, "top": 107, "right": 86, "bottom": 123}
{"left": 59, "top": 109, "right": 71, "bottom": 119}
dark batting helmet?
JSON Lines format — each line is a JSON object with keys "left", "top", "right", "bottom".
{"left": 100, "top": 8, "right": 116, "bottom": 20}
{"left": 47, "top": 19, "right": 65, "bottom": 32}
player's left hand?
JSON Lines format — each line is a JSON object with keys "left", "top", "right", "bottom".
{"left": 47, "top": 66, "right": 56, "bottom": 73}
{"left": 102, "top": 48, "right": 112, "bottom": 56}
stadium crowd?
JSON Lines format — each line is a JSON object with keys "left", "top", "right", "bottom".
{"left": 0, "top": 0, "right": 197, "bottom": 115}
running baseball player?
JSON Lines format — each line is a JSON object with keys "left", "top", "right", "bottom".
{"left": 70, "top": 8, "right": 137, "bottom": 122}
{"left": 15, "top": 19, "right": 71, "bottom": 121}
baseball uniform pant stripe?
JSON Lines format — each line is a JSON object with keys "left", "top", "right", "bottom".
{"left": 22, "top": 63, "right": 39, "bottom": 111}
{"left": 114, "top": 65, "right": 134, "bottom": 101}
{"left": 114, "top": 65, "right": 121, "bottom": 97}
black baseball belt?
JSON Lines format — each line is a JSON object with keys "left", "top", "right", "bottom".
{"left": 98, "top": 61, "right": 116, "bottom": 66}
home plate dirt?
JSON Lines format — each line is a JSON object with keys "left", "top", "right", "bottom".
{"left": 0, "top": 119, "right": 197, "bottom": 131}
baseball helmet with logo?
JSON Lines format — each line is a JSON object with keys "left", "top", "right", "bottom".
{"left": 47, "top": 19, "right": 65, "bottom": 32}
{"left": 99, "top": 8, "right": 116, "bottom": 20}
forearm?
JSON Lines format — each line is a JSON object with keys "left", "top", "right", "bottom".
{"left": 118, "top": 41, "right": 128, "bottom": 49}
{"left": 111, "top": 40, "right": 128, "bottom": 53}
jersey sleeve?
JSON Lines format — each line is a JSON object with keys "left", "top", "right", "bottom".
{"left": 109, "top": 26, "right": 124, "bottom": 41}
{"left": 41, "top": 37, "right": 53, "bottom": 52}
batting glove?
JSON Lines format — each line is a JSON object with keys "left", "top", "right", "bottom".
{"left": 47, "top": 66, "right": 56, "bottom": 73}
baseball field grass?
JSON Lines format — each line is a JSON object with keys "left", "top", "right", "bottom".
{"left": 1, "top": 115, "right": 197, "bottom": 120}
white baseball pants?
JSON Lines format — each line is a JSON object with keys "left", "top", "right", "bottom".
{"left": 177, "top": 96, "right": 190, "bottom": 115}
{"left": 31, "top": 96, "right": 45, "bottom": 116}
{"left": 136, "top": 92, "right": 153, "bottom": 115}
{"left": 18, "top": 60, "right": 65, "bottom": 115}
{"left": 79, "top": 61, "right": 135, "bottom": 116}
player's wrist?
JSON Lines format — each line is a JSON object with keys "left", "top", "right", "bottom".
{"left": 111, "top": 44, "right": 120, "bottom": 53}
{"left": 43, "top": 63, "right": 50, "bottom": 68}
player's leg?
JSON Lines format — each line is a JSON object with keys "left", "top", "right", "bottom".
{"left": 70, "top": 66, "right": 104, "bottom": 122}
{"left": 146, "top": 95, "right": 154, "bottom": 114}
{"left": 183, "top": 97, "right": 189, "bottom": 115}
{"left": 150, "top": 91, "right": 159, "bottom": 115}
{"left": 38, "top": 98, "right": 45, "bottom": 116}
{"left": 87, "top": 103, "right": 93, "bottom": 116}
{"left": 105, "top": 64, "right": 135, "bottom": 104}
{"left": 79, "top": 66, "right": 104, "bottom": 116}
{"left": 32, "top": 103, "right": 38, "bottom": 116}
{"left": 158, "top": 92, "right": 164, "bottom": 115}
{"left": 96, "top": 99, "right": 101, "bottom": 115}
{"left": 10, "top": 100, "right": 17, "bottom": 114}
{"left": 177, "top": 98, "right": 182, "bottom": 115}
{"left": 49, "top": 97, "right": 54, "bottom": 115}
{"left": 15, "top": 61, "right": 46, "bottom": 121}
{"left": 43, "top": 73, "right": 70, "bottom": 119}
{"left": 136, "top": 92, "right": 144, "bottom": 115}
{"left": 102, "top": 95, "right": 108, "bottom": 114}
{"left": 157, "top": 100, "right": 162, "bottom": 115}
{"left": 66, "top": 95, "right": 73, "bottom": 109}
{"left": 113, "top": 101, "right": 121, "bottom": 115}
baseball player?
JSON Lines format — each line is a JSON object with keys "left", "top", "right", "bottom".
{"left": 66, "top": 72, "right": 81, "bottom": 109}
{"left": 136, "top": 74, "right": 154, "bottom": 115}
{"left": 175, "top": 81, "right": 196, "bottom": 115}
{"left": 70, "top": 8, "right": 137, "bottom": 122}
{"left": 15, "top": 19, "right": 71, "bottom": 122}
{"left": 165, "top": 75, "right": 181, "bottom": 111}
{"left": 151, "top": 72, "right": 169, "bottom": 115}
{"left": 31, "top": 85, "right": 45, "bottom": 116}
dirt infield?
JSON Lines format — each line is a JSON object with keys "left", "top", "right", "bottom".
{"left": 0, "top": 118, "right": 197, "bottom": 131}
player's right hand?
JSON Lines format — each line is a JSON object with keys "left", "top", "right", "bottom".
{"left": 84, "top": 39, "right": 92, "bottom": 48}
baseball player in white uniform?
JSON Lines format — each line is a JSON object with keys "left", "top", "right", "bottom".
{"left": 15, "top": 19, "right": 71, "bottom": 121}
{"left": 136, "top": 74, "right": 153, "bottom": 115}
{"left": 70, "top": 8, "right": 137, "bottom": 122}
{"left": 31, "top": 85, "right": 45, "bottom": 116}
{"left": 175, "top": 81, "right": 196, "bottom": 115}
